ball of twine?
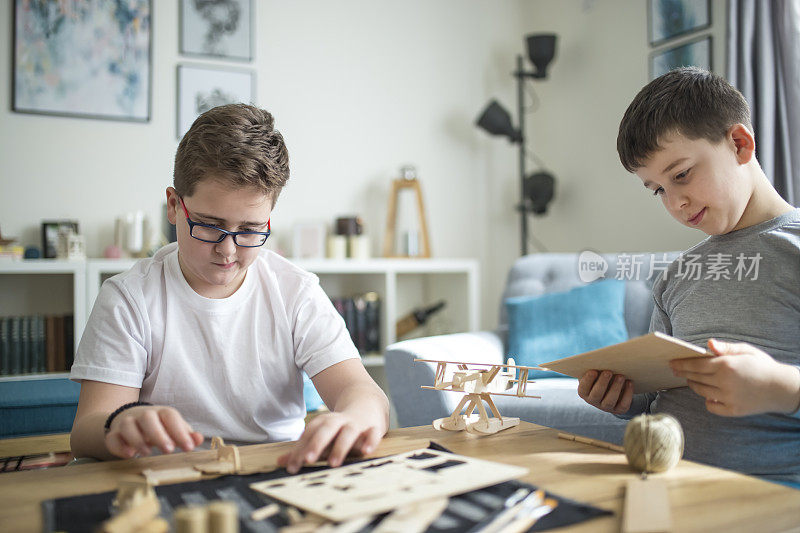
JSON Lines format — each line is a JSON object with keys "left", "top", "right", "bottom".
{"left": 623, "top": 413, "right": 684, "bottom": 474}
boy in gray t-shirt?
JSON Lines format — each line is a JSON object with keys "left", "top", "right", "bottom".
{"left": 578, "top": 68, "right": 800, "bottom": 483}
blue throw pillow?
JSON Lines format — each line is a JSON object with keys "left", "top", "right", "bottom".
{"left": 505, "top": 279, "right": 628, "bottom": 378}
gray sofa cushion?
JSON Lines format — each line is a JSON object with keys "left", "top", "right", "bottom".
{"left": 385, "top": 252, "right": 681, "bottom": 444}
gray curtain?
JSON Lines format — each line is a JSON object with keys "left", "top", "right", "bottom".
{"left": 728, "top": 0, "right": 800, "bottom": 205}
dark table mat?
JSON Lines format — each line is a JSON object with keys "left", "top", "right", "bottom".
{"left": 43, "top": 442, "right": 612, "bottom": 532}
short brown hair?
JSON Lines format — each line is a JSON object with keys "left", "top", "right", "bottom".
{"left": 617, "top": 67, "right": 752, "bottom": 173}
{"left": 174, "top": 104, "right": 289, "bottom": 203}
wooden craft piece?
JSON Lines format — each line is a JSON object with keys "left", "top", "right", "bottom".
{"left": 417, "top": 358, "right": 540, "bottom": 435}
{"left": 473, "top": 490, "right": 545, "bottom": 533}
{"left": 557, "top": 432, "right": 625, "bottom": 453}
{"left": 622, "top": 477, "right": 672, "bottom": 533}
{"left": 494, "top": 497, "right": 558, "bottom": 533}
{"left": 100, "top": 488, "right": 160, "bottom": 533}
{"left": 194, "top": 436, "right": 243, "bottom": 475}
{"left": 280, "top": 508, "right": 328, "bottom": 533}
{"left": 142, "top": 466, "right": 202, "bottom": 486}
{"left": 173, "top": 505, "right": 208, "bottom": 533}
{"left": 207, "top": 500, "right": 239, "bottom": 533}
{"left": 317, "top": 515, "right": 375, "bottom": 533}
{"left": 135, "top": 518, "right": 170, "bottom": 533}
{"left": 250, "top": 503, "right": 280, "bottom": 521}
{"left": 539, "top": 332, "right": 712, "bottom": 394}
{"left": 372, "top": 497, "right": 448, "bottom": 533}
{"left": 250, "top": 448, "right": 527, "bottom": 523}
{"left": 112, "top": 476, "right": 155, "bottom": 513}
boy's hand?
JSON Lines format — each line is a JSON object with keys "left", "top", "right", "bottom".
{"left": 671, "top": 339, "right": 800, "bottom": 417}
{"left": 276, "top": 411, "right": 382, "bottom": 474}
{"left": 105, "top": 405, "right": 204, "bottom": 459}
{"left": 577, "top": 369, "right": 634, "bottom": 414}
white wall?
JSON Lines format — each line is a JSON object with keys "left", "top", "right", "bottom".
{"left": 480, "top": 0, "right": 728, "bottom": 323}
{"left": 0, "top": 0, "right": 728, "bottom": 329}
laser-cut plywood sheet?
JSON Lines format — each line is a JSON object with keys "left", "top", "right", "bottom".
{"left": 249, "top": 448, "right": 528, "bottom": 522}
{"left": 539, "top": 331, "right": 712, "bottom": 394}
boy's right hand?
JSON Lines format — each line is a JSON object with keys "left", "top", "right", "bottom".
{"left": 577, "top": 369, "right": 634, "bottom": 414}
{"left": 104, "top": 405, "right": 204, "bottom": 459}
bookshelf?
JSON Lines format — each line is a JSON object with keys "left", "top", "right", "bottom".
{"left": 1, "top": 256, "right": 479, "bottom": 380}
{"left": 0, "top": 260, "right": 86, "bottom": 380}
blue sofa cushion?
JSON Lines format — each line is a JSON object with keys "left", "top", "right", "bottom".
{"left": 505, "top": 279, "right": 628, "bottom": 378}
{"left": 303, "top": 372, "right": 325, "bottom": 412}
{"left": 0, "top": 378, "right": 80, "bottom": 438}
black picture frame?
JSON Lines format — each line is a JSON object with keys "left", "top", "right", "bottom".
{"left": 648, "top": 0, "right": 711, "bottom": 47}
{"left": 176, "top": 64, "right": 256, "bottom": 139}
{"left": 41, "top": 220, "right": 79, "bottom": 259}
{"left": 179, "top": 0, "right": 254, "bottom": 62}
{"left": 649, "top": 35, "right": 712, "bottom": 80}
{"left": 12, "top": 0, "right": 152, "bottom": 122}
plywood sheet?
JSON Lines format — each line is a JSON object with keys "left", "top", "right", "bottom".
{"left": 250, "top": 448, "right": 527, "bottom": 522}
{"left": 539, "top": 332, "right": 711, "bottom": 394}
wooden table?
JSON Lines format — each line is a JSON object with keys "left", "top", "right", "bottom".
{"left": 0, "top": 422, "right": 798, "bottom": 532}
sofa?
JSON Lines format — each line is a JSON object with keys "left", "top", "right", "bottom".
{"left": 0, "top": 377, "right": 80, "bottom": 439}
{"left": 385, "top": 252, "right": 679, "bottom": 444}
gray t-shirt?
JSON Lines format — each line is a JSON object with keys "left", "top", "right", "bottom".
{"left": 625, "top": 208, "right": 800, "bottom": 482}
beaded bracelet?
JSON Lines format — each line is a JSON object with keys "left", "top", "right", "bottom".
{"left": 104, "top": 401, "right": 153, "bottom": 433}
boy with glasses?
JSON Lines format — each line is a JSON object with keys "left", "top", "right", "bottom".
{"left": 70, "top": 104, "right": 389, "bottom": 472}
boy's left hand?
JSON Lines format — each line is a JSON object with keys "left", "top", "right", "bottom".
{"left": 276, "top": 411, "right": 382, "bottom": 474}
{"left": 670, "top": 339, "right": 800, "bottom": 417}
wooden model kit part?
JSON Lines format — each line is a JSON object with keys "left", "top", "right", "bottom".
{"left": 193, "top": 436, "right": 244, "bottom": 475}
{"left": 250, "top": 448, "right": 527, "bottom": 523}
{"left": 173, "top": 500, "right": 241, "bottom": 533}
{"left": 417, "top": 358, "right": 541, "bottom": 435}
{"left": 101, "top": 480, "right": 162, "bottom": 533}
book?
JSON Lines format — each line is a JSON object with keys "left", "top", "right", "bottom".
{"left": 363, "top": 293, "right": 380, "bottom": 353}
{"left": 64, "top": 314, "right": 74, "bottom": 370}
{"left": 0, "top": 317, "right": 8, "bottom": 375}
{"left": 54, "top": 315, "right": 65, "bottom": 372}
{"left": 538, "top": 331, "right": 713, "bottom": 394}
{"left": 342, "top": 298, "right": 357, "bottom": 347}
{"left": 20, "top": 316, "right": 30, "bottom": 374}
{"left": 353, "top": 295, "right": 367, "bottom": 354}
{"left": 46, "top": 316, "right": 57, "bottom": 372}
{"left": 35, "top": 315, "right": 46, "bottom": 373}
{"left": 9, "top": 317, "right": 20, "bottom": 375}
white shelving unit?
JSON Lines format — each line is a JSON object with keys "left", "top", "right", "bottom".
{"left": 0, "top": 259, "right": 86, "bottom": 363}
{"left": 2, "top": 256, "right": 479, "bottom": 380}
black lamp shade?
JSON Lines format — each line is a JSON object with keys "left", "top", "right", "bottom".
{"left": 526, "top": 34, "right": 557, "bottom": 79}
{"left": 524, "top": 171, "right": 555, "bottom": 214}
{"left": 475, "top": 100, "right": 522, "bottom": 143}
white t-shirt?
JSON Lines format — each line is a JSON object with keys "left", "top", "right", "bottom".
{"left": 71, "top": 243, "right": 359, "bottom": 443}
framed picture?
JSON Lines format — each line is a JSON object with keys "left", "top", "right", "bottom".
{"left": 648, "top": 0, "right": 710, "bottom": 47}
{"left": 649, "top": 35, "right": 712, "bottom": 80}
{"left": 177, "top": 64, "right": 255, "bottom": 139}
{"left": 13, "top": 0, "right": 151, "bottom": 122}
{"left": 41, "top": 220, "right": 79, "bottom": 259}
{"left": 180, "top": 0, "right": 253, "bottom": 61}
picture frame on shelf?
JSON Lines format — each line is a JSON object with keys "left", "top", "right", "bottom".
{"left": 649, "top": 35, "right": 712, "bottom": 80}
{"left": 648, "top": 0, "right": 711, "bottom": 47}
{"left": 180, "top": 0, "right": 253, "bottom": 61}
{"left": 13, "top": 0, "right": 152, "bottom": 122}
{"left": 177, "top": 64, "right": 255, "bottom": 139}
{"left": 41, "top": 220, "right": 79, "bottom": 259}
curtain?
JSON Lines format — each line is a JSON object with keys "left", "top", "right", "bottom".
{"left": 728, "top": 0, "right": 800, "bottom": 205}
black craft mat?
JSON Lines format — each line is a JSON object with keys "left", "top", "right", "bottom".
{"left": 43, "top": 443, "right": 611, "bottom": 532}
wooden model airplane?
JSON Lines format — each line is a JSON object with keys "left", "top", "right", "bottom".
{"left": 415, "top": 358, "right": 541, "bottom": 435}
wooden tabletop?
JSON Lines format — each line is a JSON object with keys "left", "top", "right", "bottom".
{"left": 0, "top": 422, "right": 798, "bottom": 532}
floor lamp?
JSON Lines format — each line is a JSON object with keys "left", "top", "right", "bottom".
{"left": 476, "top": 34, "right": 557, "bottom": 256}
